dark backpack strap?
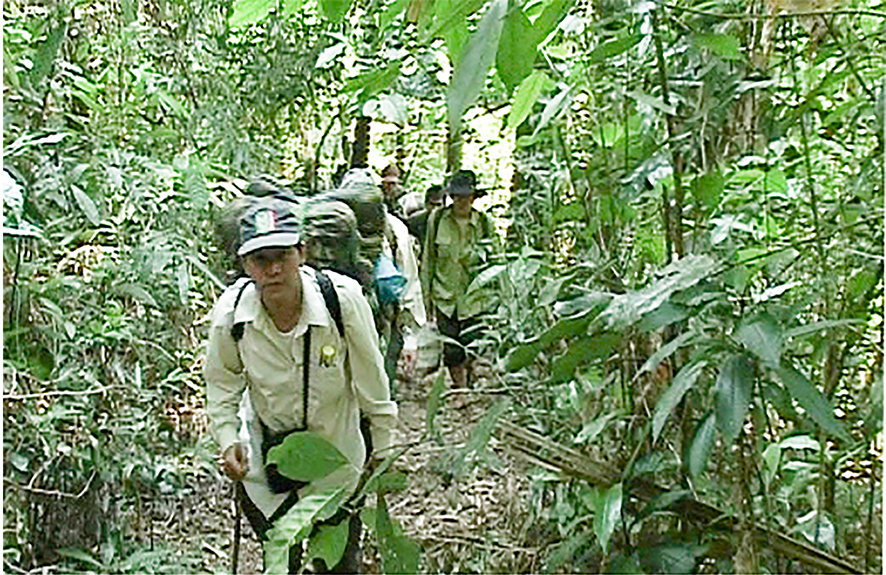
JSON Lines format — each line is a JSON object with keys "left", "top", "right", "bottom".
{"left": 315, "top": 270, "right": 344, "bottom": 339}
{"left": 230, "top": 280, "right": 253, "bottom": 342}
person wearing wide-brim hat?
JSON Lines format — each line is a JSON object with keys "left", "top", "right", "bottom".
{"left": 420, "top": 169, "right": 496, "bottom": 395}
{"left": 204, "top": 197, "right": 398, "bottom": 573}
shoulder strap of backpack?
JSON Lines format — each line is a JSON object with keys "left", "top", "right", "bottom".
{"left": 315, "top": 270, "right": 344, "bottom": 339}
{"left": 230, "top": 280, "right": 252, "bottom": 342}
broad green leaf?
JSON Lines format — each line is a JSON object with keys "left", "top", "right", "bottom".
{"left": 71, "top": 185, "right": 101, "bottom": 226}
{"left": 783, "top": 319, "right": 864, "bottom": 339}
{"left": 264, "top": 485, "right": 350, "bottom": 574}
{"left": 736, "top": 315, "right": 782, "bottom": 368}
{"left": 553, "top": 201, "right": 585, "bottom": 223}
{"left": 321, "top": 0, "right": 352, "bottom": 22}
{"left": 114, "top": 283, "right": 158, "bottom": 307}
{"left": 316, "top": 43, "right": 346, "bottom": 69}
{"left": 282, "top": 0, "right": 306, "bottom": 15}
{"left": 31, "top": 20, "right": 66, "bottom": 85}
{"left": 593, "top": 482, "right": 622, "bottom": 553}
{"left": 305, "top": 519, "right": 349, "bottom": 570}
{"left": 454, "top": 399, "right": 510, "bottom": 476}
{"left": 551, "top": 332, "right": 621, "bottom": 383}
{"left": 344, "top": 62, "right": 401, "bottom": 96}
{"left": 639, "top": 543, "right": 705, "bottom": 575}
{"left": 714, "top": 354, "right": 755, "bottom": 441}
{"left": 608, "top": 553, "right": 645, "bottom": 574}
{"left": 447, "top": 0, "right": 507, "bottom": 133}
{"left": 588, "top": 32, "right": 638, "bottom": 63}
{"left": 635, "top": 330, "right": 695, "bottom": 380}
{"left": 530, "top": 85, "right": 571, "bottom": 137}
{"left": 776, "top": 365, "right": 849, "bottom": 441}
{"left": 652, "top": 361, "right": 707, "bottom": 443}
{"left": 694, "top": 32, "right": 743, "bottom": 61}
{"left": 764, "top": 168, "right": 788, "bottom": 195}
{"left": 553, "top": 291, "right": 612, "bottom": 317}
{"left": 502, "top": 340, "right": 541, "bottom": 372}
{"left": 426, "top": 369, "right": 446, "bottom": 442}
{"left": 687, "top": 412, "right": 716, "bottom": 477}
{"left": 267, "top": 432, "right": 350, "bottom": 483}
{"left": 377, "top": 495, "right": 421, "bottom": 574}
{"left": 156, "top": 90, "right": 186, "bottom": 118}
{"left": 229, "top": 0, "right": 275, "bottom": 27}
{"left": 637, "top": 302, "right": 689, "bottom": 333}
{"left": 380, "top": 0, "right": 411, "bottom": 30}
{"left": 371, "top": 470, "right": 409, "bottom": 493}
{"left": 601, "top": 255, "right": 717, "bottom": 329}
{"left": 694, "top": 171, "right": 724, "bottom": 211}
{"left": 531, "top": 0, "right": 574, "bottom": 43}
{"left": 496, "top": 5, "right": 537, "bottom": 91}
{"left": 761, "top": 442, "right": 781, "bottom": 488}
{"left": 795, "top": 510, "right": 836, "bottom": 552}
{"left": 176, "top": 260, "right": 190, "bottom": 306}
{"left": 426, "top": 0, "right": 485, "bottom": 42}
{"left": 465, "top": 263, "right": 507, "bottom": 294}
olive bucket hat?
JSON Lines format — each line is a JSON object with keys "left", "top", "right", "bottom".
{"left": 238, "top": 198, "right": 302, "bottom": 256}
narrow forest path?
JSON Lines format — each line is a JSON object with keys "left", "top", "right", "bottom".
{"left": 164, "top": 332, "right": 542, "bottom": 574}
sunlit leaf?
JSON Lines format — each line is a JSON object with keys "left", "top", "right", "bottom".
{"left": 229, "top": 0, "right": 275, "bottom": 27}
{"left": 531, "top": 0, "right": 574, "bottom": 43}
{"left": 496, "top": 4, "right": 537, "bottom": 91}
{"left": 447, "top": 0, "right": 507, "bottom": 133}
{"left": 714, "top": 354, "right": 755, "bottom": 441}
{"left": 694, "top": 32, "right": 743, "bottom": 61}
{"left": 321, "top": 0, "right": 352, "bottom": 23}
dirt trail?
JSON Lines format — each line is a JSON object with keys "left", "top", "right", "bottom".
{"left": 168, "top": 335, "right": 537, "bottom": 574}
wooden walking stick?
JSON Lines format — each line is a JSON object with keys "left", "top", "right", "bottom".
{"left": 232, "top": 482, "right": 241, "bottom": 574}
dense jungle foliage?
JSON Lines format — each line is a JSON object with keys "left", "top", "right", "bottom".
{"left": 3, "top": 0, "right": 884, "bottom": 571}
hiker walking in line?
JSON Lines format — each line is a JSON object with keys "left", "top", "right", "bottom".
{"left": 420, "top": 169, "right": 496, "bottom": 391}
{"left": 204, "top": 197, "right": 397, "bottom": 574}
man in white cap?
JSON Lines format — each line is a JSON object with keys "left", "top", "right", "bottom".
{"left": 204, "top": 197, "right": 397, "bottom": 573}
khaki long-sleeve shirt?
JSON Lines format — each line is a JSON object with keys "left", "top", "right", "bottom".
{"left": 203, "top": 267, "right": 398, "bottom": 471}
{"left": 420, "top": 206, "right": 494, "bottom": 319}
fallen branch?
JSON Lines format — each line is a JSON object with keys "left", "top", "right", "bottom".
{"left": 497, "top": 420, "right": 861, "bottom": 574}
{"left": 4, "top": 471, "right": 97, "bottom": 499}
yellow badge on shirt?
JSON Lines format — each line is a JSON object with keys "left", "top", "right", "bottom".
{"left": 320, "top": 345, "right": 337, "bottom": 367}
